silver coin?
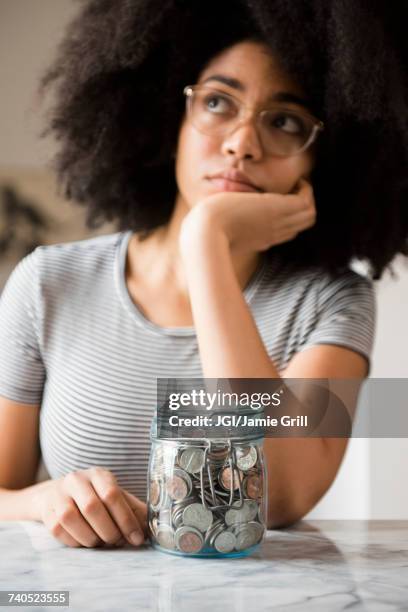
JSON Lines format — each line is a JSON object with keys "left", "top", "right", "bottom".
{"left": 236, "top": 446, "right": 258, "bottom": 471}
{"left": 234, "top": 525, "right": 255, "bottom": 551}
{"left": 179, "top": 447, "right": 205, "bottom": 473}
{"left": 156, "top": 525, "right": 175, "bottom": 549}
{"left": 246, "top": 521, "right": 265, "bottom": 545}
{"left": 182, "top": 502, "right": 213, "bottom": 532}
{"left": 242, "top": 499, "right": 259, "bottom": 522}
{"left": 225, "top": 499, "right": 258, "bottom": 526}
{"left": 157, "top": 508, "right": 172, "bottom": 525}
{"left": 213, "top": 530, "right": 236, "bottom": 553}
{"left": 171, "top": 507, "right": 184, "bottom": 529}
{"left": 225, "top": 507, "right": 244, "bottom": 526}
{"left": 206, "top": 520, "right": 225, "bottom": 547}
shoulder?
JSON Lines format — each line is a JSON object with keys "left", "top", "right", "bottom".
{"left": 34, "top": 231, "right": 124, "bottom": 268}
{"left": 30, "top": 231, "right": 126, "bottom": 285}
{"left": 267, "top": 253, "right": 375, "bottom": 300}
{"left": 315, "top": 265, "right": 376, "bottom": 314}
{"left": 264, "top": 253, "right": 376, "bottom": 308}
{"left": 2, "top": 231, "right": 128, "bottom": 304}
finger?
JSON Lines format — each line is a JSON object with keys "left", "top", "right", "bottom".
{"left": 53, "top": 486, "right": 105, "bottom": 548}
{"left": 90, "top": 469, "right": 145, "bottom": 546}
{"left": 283, "top": 208, "right": 316, "bottom": 231}
{"left": 42, "top": 505, "right": 82, "bottom": 548}
{"left": 64, "top": 470, "right": 124, "bottom": 545}
{"left": 122, "top": 490, "right": 148, "bottom": 535}
{"left": 283, "top": 178, "right": 314, "bottom": 212}
{"left": 279, "top": 228, "right": 300, "bottom": 243}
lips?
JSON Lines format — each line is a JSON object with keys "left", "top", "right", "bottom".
{"left": 206, "top": 170, "right": 263, "bottom": 193}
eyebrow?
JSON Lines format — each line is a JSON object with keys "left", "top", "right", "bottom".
{"left": 200, "top": 74, "right": 312, "bottom": 111}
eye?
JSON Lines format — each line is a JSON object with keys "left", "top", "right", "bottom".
{"left": 203, "top": 93, "right": 235, "bottom": 115}
{"left": 269, "top": 112, "right": 306, "bottom": 135}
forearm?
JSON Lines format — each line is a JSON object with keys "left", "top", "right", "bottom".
{"left": 180, "top": 220, "right": 335, "bottom": 526}
{"left": 263, "top": 437, "right": 333, "bottom": 528}
{"left": 0, "top": 480, "right": 50, "bottom": 521}
{"left": 181, "top": 225, "right": 280, "bottom": 379}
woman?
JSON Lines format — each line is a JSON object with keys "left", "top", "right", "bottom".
{"left": 0, "top": 1, "right": 406, "bottom": 549}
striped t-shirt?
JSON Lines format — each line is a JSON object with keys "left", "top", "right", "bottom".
{"left": 0, "top": 230, "right": 376, "bottom": 501}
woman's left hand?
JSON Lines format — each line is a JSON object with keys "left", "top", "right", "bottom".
{"left": 179, "top": 177, "right": 316, "bottom": 256}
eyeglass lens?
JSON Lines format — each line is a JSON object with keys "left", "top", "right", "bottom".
{"left": 188, "top": 88, "right": 316, "bottom": 156}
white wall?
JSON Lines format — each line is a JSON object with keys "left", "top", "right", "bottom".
{"left": 306, "top": 258, "right": 408, "bottom": 520}
{"left": 1, "top": 0, "right": 407, "bottom": 519}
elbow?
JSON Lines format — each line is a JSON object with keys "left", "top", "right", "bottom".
{"left": 267, "top": 509, "right": 305, "bottom": 530}
{"left": 266, "top": 495, "right": 313, "bottom": 530}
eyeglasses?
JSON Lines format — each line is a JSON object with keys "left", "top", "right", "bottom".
{"left": 183, "top": 84, "right": 324, "bottom": 157}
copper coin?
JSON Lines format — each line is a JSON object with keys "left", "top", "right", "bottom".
{"left": 178, "top": 530, "right": 203, "bottom": 553}
{"left": 166, "top": 475, "right": 188, "bottom": 501}
{"left": 219, "top": 466, "right": 242, "bottom": 491}
{"left": 149, "top": 480, "right": 161, "bottom": 506}
{"left": 208, "top": 445, "right": 229, "bottom": 462}
{"left": 245, "top": 474, "right": 263, "bottom": 499}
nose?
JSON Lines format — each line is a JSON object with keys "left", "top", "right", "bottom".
{"left": 221, "top": 119, "right": 263, "bottom": 162}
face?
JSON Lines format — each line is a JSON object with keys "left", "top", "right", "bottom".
{"left": 175, "top": 40, "right": 317, "bottom": 209}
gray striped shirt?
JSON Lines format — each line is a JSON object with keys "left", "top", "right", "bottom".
{"left": 0, "top": 231, "right": 376, "bottom": 501}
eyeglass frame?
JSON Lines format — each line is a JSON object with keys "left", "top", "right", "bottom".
{"left": 183, "top": 84, "right": 325, "bottom": 157}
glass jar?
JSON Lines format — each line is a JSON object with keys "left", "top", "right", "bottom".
{"left": 147, "top": 416, "right": 267, "bottom": 558}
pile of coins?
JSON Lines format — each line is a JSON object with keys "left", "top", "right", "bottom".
{"left": 148, "top": 440, "right": 266, "bottom": 555}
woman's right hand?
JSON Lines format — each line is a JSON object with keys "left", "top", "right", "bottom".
{"left": 31, "top": 467, "right": 148, "bottom": 548}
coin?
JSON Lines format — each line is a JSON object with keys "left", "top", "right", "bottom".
{"left": 149, "top": 438, "right": 265, "bottom": 556}
{"left": 175, "top": 526, "right": 204, "bottom": 553}
{"left": 179, "top": 447, "right": 205, "bottom": 473}
{"left": 242, "top": 499, "right": 259, "bottom": 522}
{"left": 149, "top": 480, "right": 161, "bottom": 506}
{"left": 245, "top": 474, "right": 263, "bottom": 499}
{"left": 182, "top": 502, "right": 213, "bottom": 532}
{"left": 236, "top": 446, "right": 258, "bottom": 471}
{"left": 156, "top": 525, "right": 175, "bottom": 549}
{"left": 166, "top": 474, "right": 189, "bottom": 501}
{"left": 225, "top": 506, "right": 245, "bottom": 526}
{"left": 148, "top": 516, "right": 158, "bottom": 538}
{"left": 172, "top": 508, "right": 184, "bottom": 529}
{"left": 225, "top": 499, "right": 259, "bottom": 525}
{"left": 206, "top": 520, "right": 224, "bottom": 546}
{"left": 246, "top": 521, "right": 265, "bottom": 544}
{"left": 208, "top": 444, "right": 230, "bottom": 463}
{"left": 157, "top": 508, "right": 172, "bottom": 527}
{"left": 213, "top": 530, "right": 236, "bottom": 553}
{"left": 219, "top": 466, "right": 243, "bottom": 491}
{"left": 234, "top": 525, "right": 255, "bottom": 551}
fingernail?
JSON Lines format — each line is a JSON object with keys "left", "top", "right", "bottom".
{"left": 129, "top": 531, "right": 143, "bottom": 546}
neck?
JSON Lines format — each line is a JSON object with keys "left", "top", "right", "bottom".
{"left": 126, "top": 192, "right": 263, "bottom": 297}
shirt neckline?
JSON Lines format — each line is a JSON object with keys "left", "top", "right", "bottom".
{"left": 116, "top": 230, "right": 268, "bottom": 337}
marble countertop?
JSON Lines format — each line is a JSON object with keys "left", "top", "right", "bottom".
{"left": 0, "top": 520, "right": 407, "bottom": 612}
